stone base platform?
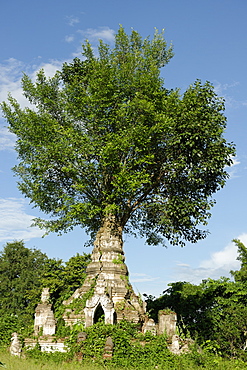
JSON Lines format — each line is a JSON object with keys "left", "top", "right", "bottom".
{"left": 24, "top": 336, "right": 67, "bottom": 353}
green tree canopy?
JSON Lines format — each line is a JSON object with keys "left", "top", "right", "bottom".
{"left": 146, "top": 277, "right": 247, "bottom": 357}
{"left": 0, "top": 240, "right": 48, "bottom": 316}
{"left": 145, "top": 240, "right": 247, "bottom": 357}
{"left": 0, "top": 240, "right": 49, "bottom": 341}
{"left": 0, "top": 240, "right": 90, "bottom": 342}
{"left": 1, "top": 26, "right": 235, "bottom": 246}
{"left": 230, "top": 239, "right": 247, "bottom": 283}
{"left": 41, "top": 252, "right": 91, "bottom": 311}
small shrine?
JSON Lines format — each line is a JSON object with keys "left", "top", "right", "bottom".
{"left": 34, "top": 288, "right": 56, "bottom": 336}
{"left": 25, "top": 288, "right": 66, "bottom": 352}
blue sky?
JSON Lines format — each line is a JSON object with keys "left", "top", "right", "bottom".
{"left": 0, "top": 0, "right": 247, "bottom": 297}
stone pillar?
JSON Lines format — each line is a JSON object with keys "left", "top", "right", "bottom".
{"left": 103, "top": 336, "right": 114, "bottom": 359}
{"left": 142, "top": 318, "right": 157, "bottom": 335}
{"left": 157, "top": 311, "right": 177, "bottom": 338}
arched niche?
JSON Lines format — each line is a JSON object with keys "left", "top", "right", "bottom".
{"left": 84, "top": 294, "right": 116, "bottom": 327}
{"left": 94, "top": 303, "right": 105, "bottom": 324}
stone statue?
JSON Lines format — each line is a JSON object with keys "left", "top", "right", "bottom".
{"left": 41, "top": 287, "right": 50, "bottom": 303}
{"left": 9, "top": 332, "right": 21, "bottom": 357}
{"left": 103, "top": 336, "right": 114, "bottom": 359}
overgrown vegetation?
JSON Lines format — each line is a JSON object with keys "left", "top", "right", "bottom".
{"left": 1, "top": 321, "right": 247, "bottom": 370}
{"left": 2, "top": 239, "right": 247, "bottom": 365}
{"left": 0, "top": 240, "right": 90, "bottom": 344}
{"left": 1, "top": 239, "right": 247, "bottom": 367}
{"left": 2, "top": 348, "right": 247, "bottom": 370}
{"left": 145, "top": 239, "right": 247, "bottom": 359}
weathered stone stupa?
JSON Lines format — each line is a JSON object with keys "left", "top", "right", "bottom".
{"left": 34, "top": 288, "right": 56, "bottom": 336}
{"left": 63, "top": 217, "right": 146, "bottom": 327}
{"left": 24, "top": 218, "right": 178, "bottom": 353}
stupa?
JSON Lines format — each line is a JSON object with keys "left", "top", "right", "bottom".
{"left": 63, "top": 217, "right": 146, "bottom": 327}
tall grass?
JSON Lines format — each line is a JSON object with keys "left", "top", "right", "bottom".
{"left": 1, "top": 348, "right": 247, "bottom": 370}
{"left": 0, "top": 349, "right": 102, "bottom": 370}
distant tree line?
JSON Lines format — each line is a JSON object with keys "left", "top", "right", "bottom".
{"left": 145, "top": 239, "right": 247, "bottom": 358}
{"left": 0, "top": 240, "right": 90, "bottom": 344}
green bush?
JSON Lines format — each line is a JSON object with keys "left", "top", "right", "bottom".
{"left": 6, "top": 321, "right": 247, "bottom": 370}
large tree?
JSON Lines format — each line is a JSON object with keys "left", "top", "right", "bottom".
{"left": 1, "top": 26, "right": 235, "bottom": 247}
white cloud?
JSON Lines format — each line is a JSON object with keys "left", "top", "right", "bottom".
{"left": 34, "top": 60, "right": 63, "bottom": 78}
{"left": 0, "top": 58, "right": 67, "bottom": 154}
{"left": 176, "top": 263, "right": 190, "bottom": 267}
{"left": 66, "top": 16, "right": 80, "bottom": 27}
{"left": 130, "top": 272, "right": 159, "bottom": 283}
{"left": 172, "top": 265, "right": 217, "bottom": 285}
{"left": 199, "top": 240, "right": 239, "bottom": 270}
{"left": 224, "top": 155, "right": 240, "bottom": 180}
{"left": 65, "top": 35, "right": 75, "bottom": 43}
{"left": 231, "top": 157, "right": 240, "bottom": 167}
{"left": 238, "top": 233, "right": 247, "bottom": 245}
{"left": 0, "top": 58, "right": 23, "bottom": 84}
{"left": 0, "top": 58, "right": 63, "bottom": 110}
{"left": 0, "top": 58, "right": 27, "bottom": 107}
{"left": 0, "top": 198, "right": 44, "bottom": 242}
{"left": 171, "top": 236, "right": 247, "bottom": 285}
{"left": 0, "top": 126, "right": 15, "bottom": 151}
{"left": 78, "top": 27, "right": 115, "bottom": 43}
{"left": 214, "top": 80, "right": 247, "bottom": 109}
{"left": 71, "top": 27, "right": 116, "bottom": 57}
{"left": 214, "top": 81, "right": 240, "bottom": 96}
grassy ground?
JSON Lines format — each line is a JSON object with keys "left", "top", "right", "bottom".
{"left": 1, "top": 348, "right": 247, "bottom": 370}
{"left": 0, "top": 349, "right": 102, "bottom": 370}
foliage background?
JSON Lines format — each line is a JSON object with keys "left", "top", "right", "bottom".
{"left": 145, "top": 239, "right": 247, "bottom": 358}
{"left": 0, "top": 240, "right": 90, "bottom": 345}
